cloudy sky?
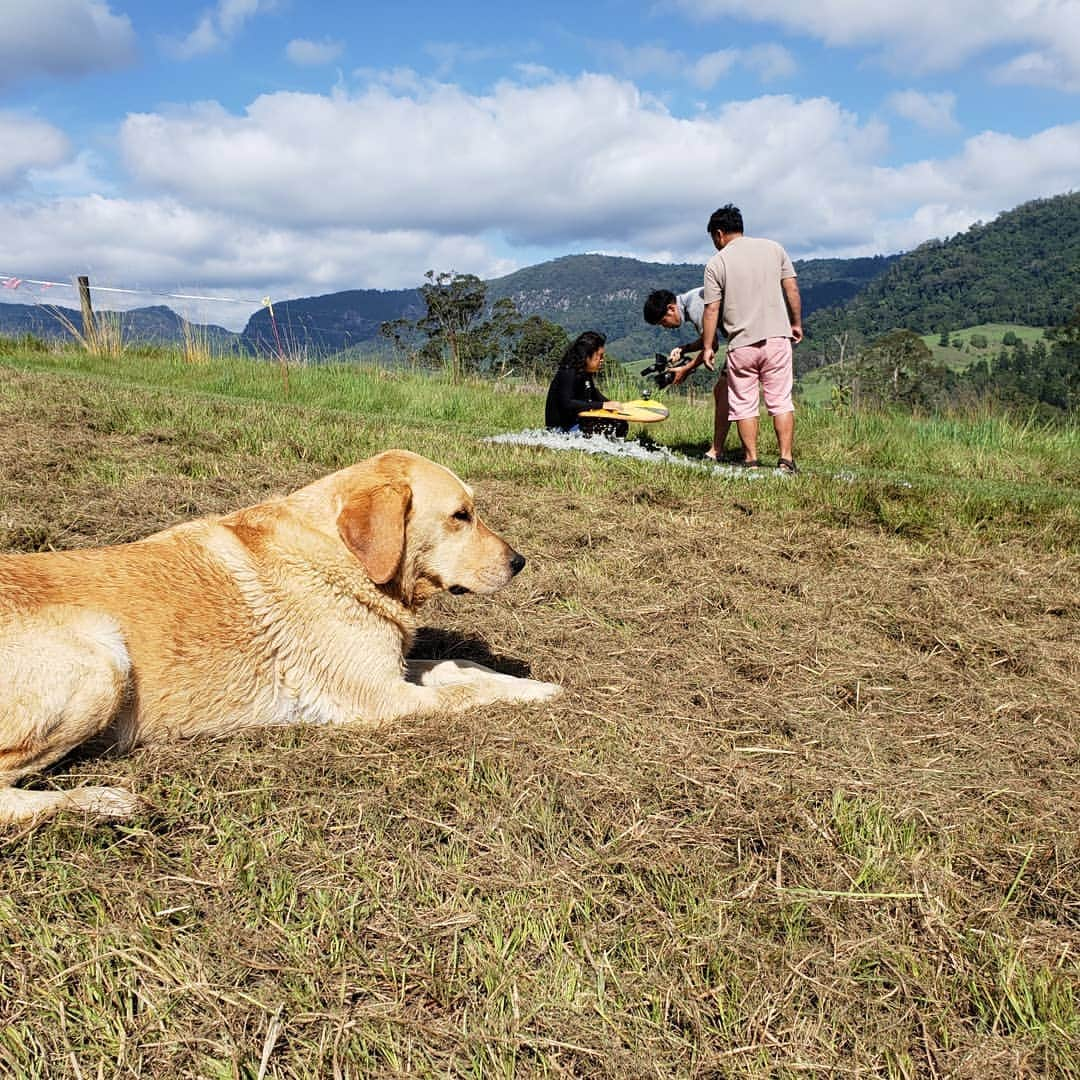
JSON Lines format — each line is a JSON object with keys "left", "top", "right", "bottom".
{"left": 1, "top": 0, "right": 1078, "bottom": 328}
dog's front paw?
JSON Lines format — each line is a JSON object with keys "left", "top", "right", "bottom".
{"left": 512, "top": 678, "right": 563, "bottom": 703}
{"left": 66, "top": 785, "right": 143, "bottom": 818}
{"left": 413, "top": 659, "right": 476, "bottom": 687}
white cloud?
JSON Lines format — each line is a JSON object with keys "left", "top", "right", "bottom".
{"left": 604, "top": 40, "right": 794, "bottom": 89}
{"left": 5, "top": 74, "right": 1078, "bottom": 315}
{"left": 27, "top": 150, "right": 113, "bottom": 198}
{"left": 0, "top": 113, "right": 71, "bottom": 185}
{"left": 0, "top": 195, "right": 514, "bottom": 329}
{"left": 887, "top": 90, "right": 960, "bottom": 135}
{"left": 285, "top": 38, "right": 344, "bottom": 67}
{"left": 112, "top": 75, "right": 1080, "bottom": 262}
{"left": 687, "top": 50, "right": 739, "bottom": 90}
{"left": 166, "top": 0, "right": 273, "bottom": 59}
{"left": 993, "top": 50, "right": 1080, "bottom": 93}
{"left": 673, "top": 0, "right": 1080, "bottom": 88}
{"left": 515, "top": 62, "right": 557, "bottom": 82}
{"left": 745, "top": 43, "right": 797, "bottom": 82}
{"left": 0, "top": 0, "right": 135, "bottom": 86}
{"left": 856, "top": 124, "right": 1080, "bottom": 253}
{"left": 114, "top": 78, "right": 888, "bottom": 251}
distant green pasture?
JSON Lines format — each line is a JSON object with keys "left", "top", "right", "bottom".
{"left": 797, "top": 322, "right": 1051, "bottom": 405}
{"left": 919, "top": 322, "right": 1049, "bottom": 368}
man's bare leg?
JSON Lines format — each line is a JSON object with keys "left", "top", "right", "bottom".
{"left": 706, "top": 377, "right": 732, "bottom": 460}
{"left": 735, "top": 416, "right": 759, "bottom": 462}
{"left": 773, "top": 410, "right": 795, "bottom": 462}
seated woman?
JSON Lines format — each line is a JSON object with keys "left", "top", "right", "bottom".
{"left": 544, "top": 331, "right": 629, "bottom": 438}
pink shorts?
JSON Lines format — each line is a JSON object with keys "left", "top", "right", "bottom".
{"left": 726, "top": 338, "right": 794, "bottom": 420}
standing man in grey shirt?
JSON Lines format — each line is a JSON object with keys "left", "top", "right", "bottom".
{"left": 672, "top": 205, "right": 803, "bottom": 472}
{"left": 643, "top": 286, "right": 737, "bottom": 460}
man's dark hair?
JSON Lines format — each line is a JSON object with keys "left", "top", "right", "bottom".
{"left": 707, "top": 204, "right": 743, "bottom": 236}
{"left": 558, "top": 330, "right": 606, "bottom": 372}
{"left": 643, "top": 290, "right": 676, "bottom": 325}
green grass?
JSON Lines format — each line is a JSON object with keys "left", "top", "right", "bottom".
{"left": 1, "top": 342, "right": 1078, "bottom": 1077}
{"left": 2, "top": 341, "right": 1076, "bottom": 551}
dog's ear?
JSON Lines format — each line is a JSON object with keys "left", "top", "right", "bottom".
{"left": 336, "top": 481, "right": 411, "bottom": 584}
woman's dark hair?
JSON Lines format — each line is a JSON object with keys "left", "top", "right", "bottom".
{"left": 559, "top": 330, "right": 606, "bottom": 372}
{"left": 707, "top": 203, "right": 743, "bottom": 236}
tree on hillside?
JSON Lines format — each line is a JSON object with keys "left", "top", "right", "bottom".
{"left": 378, "top": 317, "right": 423, "bottom": 368}
{"left": 847, "top": 329, "right": 951, "bottom": 411}
{"left": 472, "top": 297, "right": 523, "bottom": 376}
{"left": 417, "top": 270, "right": 489, "bottom": 382}
{"left": 509, "top": 315, "right": 569, "bottom": 382}
{"left": 393, "top": 270, "right": 571, "bottom": 381}
{"left": 1047, "top": 306, "right": 1080, "bottom": 413}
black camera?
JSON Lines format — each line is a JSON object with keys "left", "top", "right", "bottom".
{"left": 640, "top": 352, "right": 677, "bottom": 390}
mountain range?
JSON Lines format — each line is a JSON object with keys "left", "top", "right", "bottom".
{"left": 238, "top": 251, "right": 897, "bottom": 360}
{"left": 0, "top": 303, "right": 236, "bottom": 351}
{"left": 3, "top": 191, "right": 1076, "bottom": 363}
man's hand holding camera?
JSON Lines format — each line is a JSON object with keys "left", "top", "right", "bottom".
{"left": 670, "top": 347, "right": 710, "bottom": 385}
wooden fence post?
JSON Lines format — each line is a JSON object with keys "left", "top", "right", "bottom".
{"left": 77, "top": 275, "right": 98, "bottom": 350}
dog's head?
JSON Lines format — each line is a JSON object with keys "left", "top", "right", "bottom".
{"left": 332, "top": 451, "right": 526, "bottom": 608}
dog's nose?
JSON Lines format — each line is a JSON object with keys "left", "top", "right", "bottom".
{"left": 509, "top": 551, "right": 526, "bottom": 577}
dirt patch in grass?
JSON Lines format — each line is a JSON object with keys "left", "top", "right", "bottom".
{"left": 1, "top": 367, "right": 1078, "bottom": 1077}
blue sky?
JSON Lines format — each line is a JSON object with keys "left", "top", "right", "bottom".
{"left": 1, "top": 0, "right": 1078, "bottom": 328}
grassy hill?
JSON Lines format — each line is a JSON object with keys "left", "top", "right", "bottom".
{"left": 919, "top": 322, "right": 1050, "bottom": 368}
{"left": 1, "top": 340, "right": 1078, "bottom": 1075}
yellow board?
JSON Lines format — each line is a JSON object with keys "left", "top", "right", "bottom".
{"left": 577, "top": 398, "right": 670, "bottom": 423}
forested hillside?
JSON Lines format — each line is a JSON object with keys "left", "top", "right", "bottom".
{"left": 804, "top": 192, "right": 1080, "bottom": 364}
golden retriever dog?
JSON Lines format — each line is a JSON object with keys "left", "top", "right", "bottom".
{"left": 0, "top": 450, "right": 561, "bottom": 825}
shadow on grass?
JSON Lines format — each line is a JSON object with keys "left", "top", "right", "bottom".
{"left": 410, "top": 626, "right": 533, "bottom": 679}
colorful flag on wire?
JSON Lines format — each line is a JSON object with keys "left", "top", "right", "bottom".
{"left": 2, "top": 278, "right": 22, "bottom": 290}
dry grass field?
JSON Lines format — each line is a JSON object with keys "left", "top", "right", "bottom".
{"left": 0, "top": 359, "right": 1077, "bottom": 1078}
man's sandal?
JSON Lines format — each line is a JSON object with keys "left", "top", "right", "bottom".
{"left": 777, "top": 458, "right": 798, "bottom": 475}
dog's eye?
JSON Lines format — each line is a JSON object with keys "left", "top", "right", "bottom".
{"left": 452, "top": 508, "right": 472, "bottom": 523}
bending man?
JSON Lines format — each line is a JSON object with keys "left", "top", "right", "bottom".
{"left": 643, "top": 286, "right": 735, "bottom": 460}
